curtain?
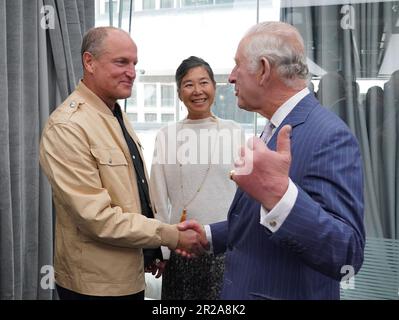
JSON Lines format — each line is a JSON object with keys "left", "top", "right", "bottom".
{"left": 281, "top": 1, "right": 399, "bottom": 239}
{"left": 0, "top": 0, "right": 94, "bottom": 299}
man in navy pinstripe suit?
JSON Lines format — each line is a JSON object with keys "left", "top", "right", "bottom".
{"left": 178, "top": 21, "right": 365, "bottom": 299}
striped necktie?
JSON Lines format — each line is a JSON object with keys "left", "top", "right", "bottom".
{"left": 260, "top": 121, "right": 275, "bottom": 144}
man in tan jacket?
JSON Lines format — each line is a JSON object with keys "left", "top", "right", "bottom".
{"left": 39, "top": 26, "right": 201, "bottom": 300}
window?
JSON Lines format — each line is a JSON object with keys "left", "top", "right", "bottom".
{"left": 161, "top": 84, "right": 175, "bottom": 107}
{"left": 144, "top": 84, "right": 157, "bottom": 107}
{"left": 145, "top": 113, "right": 157, "bottom": 122}
{"left": 213, "top": 83, "right": 252, "bottom": 124}
{"left": 182, "top": 0, "right": 213, "bottom": 7}
{"left": 161, "top": 113, "right": 174, "bottom": 122}
{"left": 104, "top": 0, "right": 118, "bottom": 13}
{"left": 143, "top": 0, "right": 155, "bottom": 10}
{"left": 215, "top": 0, "right": 233, "bottom": 4}
{"left": 160, "top": 0, "right": 174, "bottom": 9}
{"left": 127, "top": 113, "right": 138, "bottom": 122}
{"left": 121, "top": 0, "right": 133, "bottom": 13}
{"left": 126, "top": 85, "right": 137, "bottom": 113}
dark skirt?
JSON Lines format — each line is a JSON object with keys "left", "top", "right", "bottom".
{"left": 161, "top": 251, "right": 225, "bottom": 300}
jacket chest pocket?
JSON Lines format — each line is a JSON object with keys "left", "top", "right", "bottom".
{"left": 90, "top": 148, "right": 131, "bottom": 192}
{"left": 90, "top": 148, "right": 128, "bottom": 167}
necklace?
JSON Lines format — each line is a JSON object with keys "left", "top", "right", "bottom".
{"left": 178, "top": 115, "right": 220, "bottom": 222}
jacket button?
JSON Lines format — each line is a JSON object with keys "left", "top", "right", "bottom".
{"left": 108, "top": 159, "right": 112, "bottom": 164}
{"left": 69, "top": 101, "right": 76, "bottom": 108}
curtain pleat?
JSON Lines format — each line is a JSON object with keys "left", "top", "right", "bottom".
{"left": 0, "top": 0, "right": 94, "bottom": 299}
{"left": 0, "top": 0, "right": 14, "bottom": 299}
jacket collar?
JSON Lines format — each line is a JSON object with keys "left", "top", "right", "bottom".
{"left": 279, "top": 92, "right": 319, "bottom": 129}
{"left": 266, "top": 92, "right": 319, "bottom": 151}
{"left": 75, "top": 80, "right": 114, "bottom": 117}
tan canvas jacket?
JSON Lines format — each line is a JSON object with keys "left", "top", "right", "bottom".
{"left": 40, "top": 81, "right": 179, "bottom": 296}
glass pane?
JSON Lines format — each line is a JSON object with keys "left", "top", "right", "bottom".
{"left": 104, "top": 0, "right": 118, "bottom": 13}
{"left": 144, "top": 84, "right": 157, "bottom": 107}
{"left": 182, "top": 0, "right": 213, "bottom": 7}
{"left": 161, "top": 113, "right": 175, "bottom": 122}
{"left": 144, "top": 113, "right": 157, "bottom": 122}
{"left": 161, "top": 84, "right": 175, "bottom": 107}
{"left": 143, "top": 0, "right": 155, "bottom": 10}
{"left": 215, "top": 0, "right": 234, "bottom": 4}
{"left": 160, "top": 0, "right": 174, "bottom": 8}
{"left": 95, "top": 0, "right": 281, "bottom": 167}
{"left": 127, "top": 112, "right": 138, "bottom": 122}
{"left": 126, "top": 85, "right": 137, "bottom": 113}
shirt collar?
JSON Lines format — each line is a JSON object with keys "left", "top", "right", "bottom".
{"left": 270, "top": 87, "right": 310, "bottom": 128}
{"left": 76, "top": 80, "right": 115, "bottom": 116}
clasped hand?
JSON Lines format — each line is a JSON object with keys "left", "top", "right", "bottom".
{"left": 175, "top": 219, "right": 209, "bottom": 258}
{"left": 145, "top": 219, "right": 208, "bottom": 277}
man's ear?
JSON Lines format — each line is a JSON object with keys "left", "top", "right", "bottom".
{"left": 83, "top": 52, "right": 95, "bottom": 74}
{"left": 258, "top": 57, "right": 271, "bottom": 86}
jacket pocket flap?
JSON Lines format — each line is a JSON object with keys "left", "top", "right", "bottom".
{"left": 90, "top": 148, "right": 128, "bottom": 166}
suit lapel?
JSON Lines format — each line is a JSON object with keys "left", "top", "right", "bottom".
{"left": 267, "top": 93, "right": 319, "bottom": 150}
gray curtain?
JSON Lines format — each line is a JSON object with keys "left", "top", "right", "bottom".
{"left": 0, "top": 0, "right": 94, "bottom": 299}
{"left": 282, "top": 1, "right": 399, "bottom": 239}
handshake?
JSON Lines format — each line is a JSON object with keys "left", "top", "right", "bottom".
{"left": 175, "top": 219, "right": 209, "bottom": 257}
{"left": 145, "top": 220, "right": 209, "bottom": 278}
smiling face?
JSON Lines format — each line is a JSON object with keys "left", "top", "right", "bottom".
{"left": 83, "top": 30, "right": 137, "bottom": 109}
{"left": 178, "top": 66, "right": 216, "bottom": 120}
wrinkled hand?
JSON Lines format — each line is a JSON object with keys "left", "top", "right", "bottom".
{"left": 145, "top": 260, "right": 167, "bottom": 278}
{"left": 175, "top": 222, "right": 205, "bottom": 258}
{"left": 175, "top": 219, "right": 209, "bottom": 257}
{"left": 232, "top": 125, "right": 292, "bottom": 210}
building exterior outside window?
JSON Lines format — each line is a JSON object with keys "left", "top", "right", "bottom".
{"left": 161, "top": 84, "right": 175, "bottom": 108}
{"left": 144, "top": 113, "right": 158, "bottom": 122}
{"left": 144, "top": 84, "right": 157, "bottom": 108}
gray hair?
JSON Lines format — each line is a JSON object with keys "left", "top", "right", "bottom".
{"left": 81, "top": 26, "right": 125, "bottom": 65}
{"left": 243, "top": 21, "right": 309, "bottom": 86}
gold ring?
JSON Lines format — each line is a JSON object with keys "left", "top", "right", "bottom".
{"left": 229, "top": 169, "right": 235, "bottom": 180}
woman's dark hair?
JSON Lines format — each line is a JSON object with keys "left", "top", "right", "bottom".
{"left": 175, "top": 56, "right": 216, "bottom": 90}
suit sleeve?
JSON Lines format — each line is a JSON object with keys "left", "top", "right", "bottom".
{"left": 270, "top": 126, "right": 365, "bottom": 280}
{"left": 210, "top": 220, "right": 229, "bottom": 255}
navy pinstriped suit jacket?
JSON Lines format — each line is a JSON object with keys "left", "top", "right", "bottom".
{"left": 211, "top": 93, "right": 365, "bottom": 300}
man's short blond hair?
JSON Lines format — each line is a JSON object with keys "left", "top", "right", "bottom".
{"left": 80, "top": 26, "right": 128, "bottom": 65}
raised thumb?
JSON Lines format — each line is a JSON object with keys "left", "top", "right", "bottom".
{"left": 276, "top": 125, "right": 292, "bottom": 155}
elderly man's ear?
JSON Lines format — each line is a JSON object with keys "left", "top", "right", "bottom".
{"left": 258, "top": 57, "right": 271, "bottom": 86}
